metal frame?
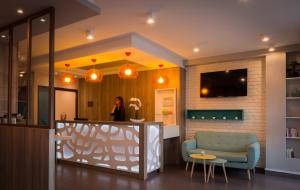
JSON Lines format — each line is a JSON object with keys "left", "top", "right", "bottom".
{"left": 0, "top": 7, "right": 55, "bottom": 129}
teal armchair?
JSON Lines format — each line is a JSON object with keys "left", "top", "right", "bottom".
{"left": 182, "top": 131, "right": 260, "bottom": 180}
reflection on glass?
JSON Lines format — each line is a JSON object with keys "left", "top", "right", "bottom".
{"left": 0, "top": 30, "right": 9, "bottom": 124}
{"left": 32, "top": 14, "right": 50, "bottom": 126}
{"left": 12, "top": 23, "right": 28, "bottom": 124}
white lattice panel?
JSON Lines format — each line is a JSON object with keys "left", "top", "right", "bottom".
{"left": 56, "top": 122, "right": 140, "bottom": 173}
{"left": 146, "top": 124, "right": 161, "bottom": 173}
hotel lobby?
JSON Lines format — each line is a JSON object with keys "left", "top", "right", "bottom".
{"left": 0, "top": 0, "right": 300, "bottom": 190}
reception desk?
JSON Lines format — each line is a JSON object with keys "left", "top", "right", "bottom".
{"left": 55, "top": 121, "right": 163, "bottom": 179}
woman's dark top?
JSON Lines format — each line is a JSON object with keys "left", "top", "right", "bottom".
{"left": 111, "top": 106, "right": 125, "bottom": 121}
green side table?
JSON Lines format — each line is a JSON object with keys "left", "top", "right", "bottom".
{"left": 207, "top": 158, "right": 228, "bottom": 183}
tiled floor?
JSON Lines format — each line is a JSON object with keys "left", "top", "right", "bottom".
{"left": 56, "top": 163, "right": 300, "bottom": 190}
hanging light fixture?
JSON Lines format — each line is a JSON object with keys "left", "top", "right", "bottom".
{"left": 118, "top": 52, "right": 138, "bottom": 79}
{"left": 60, "top": 64, "right": 75, "bottom": 85}
{"left": 84, "top": 58, "right": 103, "bottom": 83}
{"left": 153, "top": 64, "right": 169, "bottom": 87}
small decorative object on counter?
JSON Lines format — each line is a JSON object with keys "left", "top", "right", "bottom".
{"left": 1, "top": 115, "right": 8, "bottom": 124}
{"left": 60, "top": 112, "right": 67, "bottom": 121}
{"left": 287, "top": 128, "right": 298, "bottom": 137}
{"left": 287, "top": 148, "right": 295, "bottom": 158}
{"left": 129, "top": 97, "right": 145, "bottom": 123}
{"left": 11, "top": 117, "right": 17, "bottom": 124}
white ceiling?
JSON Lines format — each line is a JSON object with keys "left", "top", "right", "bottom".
{"left": 53, "top": 0, "right": 300, "bottom": 60}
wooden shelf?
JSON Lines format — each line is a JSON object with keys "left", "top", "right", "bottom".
{"left": 286, "top": 117, "right": 300, "bottom": 119}
{"left": 286, "top": 77, "right": 300, "bottom": 81}
{"left": 286, "top": 137, "right": 300, "bottom": 140}
{"left": 287, "top": 157, "right": 300, "bottom": 160}
{"left": 186, "top": 109, "right": 243, "bottom": 121}
{"left": 287, "top": 97, "right": 300, "bottom": 100}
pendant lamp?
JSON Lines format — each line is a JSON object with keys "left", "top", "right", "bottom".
{"left": 153, "top": 64, "right": 169, "bottom": 87}
{"left": 60, "top": 64, "right": 75, "bottom": 85}
{"left": 118, "top": 52, "right": 138, "bottom": 79}
{"left": 84, "top": 59, "right": 103, "bottom": 83}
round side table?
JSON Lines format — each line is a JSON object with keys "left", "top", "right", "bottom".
{"left": 207, "top": 158, "right": 228, "bottom": 183}
{"left": 190, "top": 154, "right": 216, "bottom": 183}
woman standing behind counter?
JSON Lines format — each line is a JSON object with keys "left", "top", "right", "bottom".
{"left": 111, "top": 96, "right": 126, "bottom": 121}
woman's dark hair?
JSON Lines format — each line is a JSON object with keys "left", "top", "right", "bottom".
{"left": 116, "top": 96, "right": 124, "bottom": 107}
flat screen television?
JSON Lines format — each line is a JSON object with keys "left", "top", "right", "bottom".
{"left": 200, "top": 69, "right": 247, "bottom": 98}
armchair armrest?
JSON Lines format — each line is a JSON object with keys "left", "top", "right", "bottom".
{"left": 181, "top": 139, "right": 196, "bottom": 161}
{"left": 247, "top": 142, "right": 260, "bottom": 169}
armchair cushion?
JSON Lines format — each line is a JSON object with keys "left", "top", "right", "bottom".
{"left": 181, "top": 139, "right": 196, "bottom": 161}
{"left": 247, "top": 142, "right": 260, "bottom": 169}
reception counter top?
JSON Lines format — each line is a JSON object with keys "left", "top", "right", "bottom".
{"left": 55, "top": 121, "right": 163, "bottom": 179}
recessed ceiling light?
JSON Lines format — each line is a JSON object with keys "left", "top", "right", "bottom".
{"left": 40, "top": 18, "right": 46, "bottom": 22}
{"left": 147, "top": 12, "right": 155, "bottom": 24}
{"left": 261, "top": 36, "right": 270, "bottom": 42}
{"left": 1, "top": 34, "right": 6, "bottom": 38}
{"left": 268, "top": 47, "right": 275, "bottom": 52}
{"left": 17, "top": 9, "right": 24, "bottom": 14}
{"left": 193, "top": 47, "right": 199, "bottom": 52}
{"left": 86, "top": 30, "right": 94, "bottom": 40}
{"left": 147, "top": 17, "right": 155, "bottom": 24}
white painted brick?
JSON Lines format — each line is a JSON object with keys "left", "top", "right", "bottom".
{"left": 186, "top": 58, "right": 266, "bottom": 167}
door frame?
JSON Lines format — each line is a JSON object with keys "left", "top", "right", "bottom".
{"left": 38, "top": 86, "right": 79, "bottom": 123}
{"left": 54, "top": 87, "right": 79, "bottom": 121}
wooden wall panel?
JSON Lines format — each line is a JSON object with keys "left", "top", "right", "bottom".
{"left": 0, "top": 125, "right": 55, "bottom": 190}
{"left": 0, "top": 126, "right": 25, "bottom": 190}
{"left": 78, "top": 67, "right": 184, "bottom": 123}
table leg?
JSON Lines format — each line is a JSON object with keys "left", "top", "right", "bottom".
{"left": 190, "top": 160, "right": 195, "bottom": 178}
{"left": 207, "top": 163, "right": 212, "bottom": 183}
{"left": 222, "top": 163, "right": 228, "bottom": 183}
{"left": 212, "top": 163, "right": 215, "bottom": 179}
{"left": 185, "top": 162, "right": 189, "bottom": 171}
{"left": 203, "top": 160, "right": 207, "bottom": 183}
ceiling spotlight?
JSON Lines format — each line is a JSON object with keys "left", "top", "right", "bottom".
{"left": 17, "top": 9, "right": 24, "bottom": 14}
{"left": 1, "top": 34, "right": 6, "bottom": 38}
{"left": 193, "top": 47, "right": 200, "bottom": 52}
{"left": 147, "top": 12, "right": 155, "bottom": 24}
{"left": 86, "top": 30, "right": 94, "bottom": 40}
{"left": 268, "top": 47, "right": 275, "bottom": 52}
{"left": 261, "top": 36, "right": 270, "bottom": 42}
{"left": 40, "top": 18, "right": 46, "bottom": 22}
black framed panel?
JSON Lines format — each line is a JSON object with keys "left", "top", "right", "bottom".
{"left": 0, "top": 7, "right": 55, "bottom": 129}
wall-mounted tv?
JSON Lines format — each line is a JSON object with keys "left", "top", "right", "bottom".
{"left": 200, "top": 69, "right": 247, "bottom": 98}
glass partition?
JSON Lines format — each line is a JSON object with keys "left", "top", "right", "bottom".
{"left": 0, "top": 8, "right": 54, "bottom": 128}
{"left": 31, "top": 14, "right": 50, "bottom": 126}
{"left": 0, "top": 30, "right": 9, "bottom": 124}
{"left": 12, "top": 23, "right": 28, "bottom": 125}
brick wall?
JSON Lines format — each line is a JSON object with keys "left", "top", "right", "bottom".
{"left": 186, "top": 57, "right": 266, "bottom": 166}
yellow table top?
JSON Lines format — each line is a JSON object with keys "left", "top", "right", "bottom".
{"left": 190, "top": 154, "right": 216, "bottom": 160}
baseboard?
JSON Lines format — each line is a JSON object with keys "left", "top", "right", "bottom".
{"left": 265, "top": 168, "right": 300, "bottom": 179}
